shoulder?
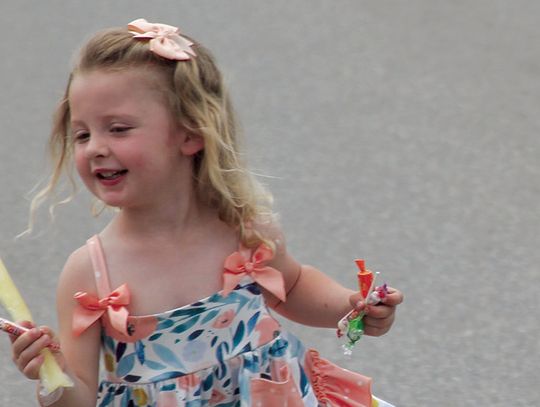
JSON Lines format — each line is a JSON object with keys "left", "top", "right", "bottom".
{"left": 253, "top": 219, "right": 300, "bottom": 274}
{"left": 250, "top": 217, "right": 286, "bottom": 256}
{"left": 57, "top": 243, "right": 97, "bottom": 298}
{"left": 251, "top": 218, "right": 302, "bottom": 299}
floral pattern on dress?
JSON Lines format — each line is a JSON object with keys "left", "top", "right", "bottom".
{"left": 89, "top": 243, "right": 393, "bottom": 407}
{"left": 97, "top": 279, "right": 310, "bottom": 406}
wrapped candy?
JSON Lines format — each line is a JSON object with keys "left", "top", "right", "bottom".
{"left": 337, "top": 259, "right": 388, "bottom": 355}
{"left": 0, "top": 257, "right": 72, "bottom": 394}
{"left": 0, "top": 317, "right": 61, "bottom": 352}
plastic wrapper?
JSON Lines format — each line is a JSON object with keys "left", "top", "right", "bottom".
{"left": 337, "top": 259, "right": 388, "bottom": 355}
{"left": 0, "top": 257, "right": 73, "bottom": 394}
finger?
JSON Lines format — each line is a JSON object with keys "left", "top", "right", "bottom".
{"left": 15, "top": 332, "right": 50, "bottom": 368}
{"left": 21, "top": 353, "right": 44, "bottom": 380}
{"left": 13, "top": 330, "right": 50, "bottom": 370}
{"left": 7, "top": 320, "right": 35, "bottom": 343}
{"left": 363, "top": 323, "right": 391, "bottom": 337}
{"left": 364, "top": 302, "right": 395, "bottom": 319}
{"left": 349, "top": 292, "right": 364, "bottom": 310}
{"left": 38, "top": 326, "right": 61, "bottom": 351}
{"left": 11, "top": 327, "right": 41, "bottom": 355}
{"left": 363, "top": 313, "right": 394, "bottom": 329}
{"left": 382, "top": 287, "right": 404, "bottom": 306}
{"left": 18, "top": 320, "right": 35, "bottom": 329}
{"left": 39, "top": 326, "right": 55, "bottom": 336}
{"left": 363, "top": 314, "right": 395, "bottom": 336}
{"left": 352, "top": 300, "right": 366, "bottom": 313}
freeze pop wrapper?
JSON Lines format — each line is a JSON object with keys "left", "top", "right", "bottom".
{"left": 0, "top": 257, "right": 73, "bottom": 394}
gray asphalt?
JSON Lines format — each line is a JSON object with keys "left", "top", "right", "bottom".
{"left": 1, "top": 2, "right": 538, "bottom": 406}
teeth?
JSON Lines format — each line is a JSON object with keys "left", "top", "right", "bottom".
{"left": 97, "top": 170, "right": 126, "bottom": 180}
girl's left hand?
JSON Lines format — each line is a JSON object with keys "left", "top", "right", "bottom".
{"left": 349, "top": 287, "right": 403, "bottom": 337}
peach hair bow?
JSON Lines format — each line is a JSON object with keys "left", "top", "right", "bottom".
{"left": 127, "top": 18, "right": 196, "bottom": 61}
{"left": 72, "top": 284, "right": 130, "bottom": 336}
{"left": 223, "top": 245, "right": 286, "bottom": 302}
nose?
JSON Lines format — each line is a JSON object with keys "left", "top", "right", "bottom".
{"left": 85, "top": 134, "right": 109, "bottom": 159}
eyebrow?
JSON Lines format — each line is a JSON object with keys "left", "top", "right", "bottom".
{"left": 70, "top": 114, "right": 139, "bottom": 127}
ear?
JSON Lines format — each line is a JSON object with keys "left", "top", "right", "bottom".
{"left": 179, "top": 131, "right": 204, "bottom": 156}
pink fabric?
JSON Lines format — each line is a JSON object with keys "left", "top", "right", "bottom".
{"left": 128, "top": 18, "right": 196, "bottom": 61}
{"left": 72, "top": 284, "right": 130, "bottom": 336}
{"left": 156, "top": 391, "right": 177, "bottom": 407}
{"left": 254, "top": 315, "right": 281, "bottom": 346}
{"left": 250, "top": 364, "right": 305, "bottom": 406}
{"left": 176, "top": 374, "right": 201, "bottom": 392}
{"left": 223, "top": 244, "right": 286, "bottom": 302}
{"left": 102, "top": 314, "right": 158, "bottom": 343}
{"left": 304, "top": 349, "right": 373, "bottom": 407}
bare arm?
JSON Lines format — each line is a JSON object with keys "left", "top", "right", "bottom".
{"left": 265, "top": 251, "right": 357, "bottom": 328}
{"left": 260, "top": 224, "right": 403, "bottom": 334}
{"left": 47, "top": 246, "right": 101, "bottom": 406}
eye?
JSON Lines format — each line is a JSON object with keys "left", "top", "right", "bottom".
{"left": 110, "top": 125, "right": 132, "bottom": 134}
{"left": 73, "top": 131, "right": 90, "bottom": 143}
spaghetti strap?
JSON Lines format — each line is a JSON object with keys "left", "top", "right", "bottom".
{"left": 86, "top": 235, "right": 112, "bottom": 297}
{"left": 73, "top": 236, "right": 130, "bottom": 338}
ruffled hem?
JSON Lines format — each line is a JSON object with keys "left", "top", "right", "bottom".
{"left": 97, "top": 332, "right": 392, "bottom": 407}
{"left": 304, "top": 349, "right": 373, "bottom": 407}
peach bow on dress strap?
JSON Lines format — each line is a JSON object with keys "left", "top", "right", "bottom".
{"left": 72, "top": 284, "right": 130, "bottom": 337}
{"left": 128, "top": 18, "right": 196, "bottom": 61}
{"left": 223, "top": 245, "right": 286, "bottom": 302}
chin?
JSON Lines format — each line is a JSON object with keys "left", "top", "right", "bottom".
{"left": 96, "top": 195, "right": 127, "bottom": 209}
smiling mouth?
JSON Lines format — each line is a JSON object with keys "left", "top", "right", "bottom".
{"left": 96, "top": 170, "right": 128, "bottom": 180}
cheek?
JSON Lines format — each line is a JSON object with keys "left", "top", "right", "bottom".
{"left": 127, "top": 146, "right": 178, "bottom": 173}
{"left": 122, "top": 148, "right": 147, "bottom": 170}
{"left": 73, "top": 152, "right": 96, "bottom": 191}
{"left": 73, "top": 148, "right": 89, "bottom": 177}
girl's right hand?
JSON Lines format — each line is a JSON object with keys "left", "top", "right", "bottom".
{"left": 10, "top": 321, "right": 64, "bottom": 380}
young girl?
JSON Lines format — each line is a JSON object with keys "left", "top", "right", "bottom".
{"left": 10, "top": 19, "right": 403, "bottom": 407}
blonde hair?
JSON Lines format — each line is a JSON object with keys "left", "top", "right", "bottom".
{"left": 31, "top": 25, "right": 274, "bottom": 248}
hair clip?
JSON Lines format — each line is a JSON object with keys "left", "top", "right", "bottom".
{"left": 337, "top": 259, "right": 388, "bottom": 355}
{"left": 128, "top": 18, "right": 196, "bottom": 61}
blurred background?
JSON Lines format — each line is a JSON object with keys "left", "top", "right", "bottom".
{"left": 0, "top": 1, "right": 538, "bottom": 406}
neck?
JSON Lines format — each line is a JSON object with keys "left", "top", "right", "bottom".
{"left": 103, "top": 182, "right": 215, "bottom": 244}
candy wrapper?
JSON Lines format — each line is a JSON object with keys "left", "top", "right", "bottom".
{"left": 337, "top": 259, "right": 388, "bottom": 355}
{"left": 0, "top": 317, "right": 61, "bottom": 352}
{"left": 0, "top": 257, "right": 73, "bottom": 395}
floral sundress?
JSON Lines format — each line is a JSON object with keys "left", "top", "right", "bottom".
{"left": 73, "top": 235, "right": 394, "bottom": 407}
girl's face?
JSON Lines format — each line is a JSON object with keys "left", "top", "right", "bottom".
{"left": 69, "top": 68, "right": 194, "bottom": 209}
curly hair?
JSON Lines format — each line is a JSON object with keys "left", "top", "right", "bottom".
{"left": 30, "top": 25, "right": 275, "bottom": 248}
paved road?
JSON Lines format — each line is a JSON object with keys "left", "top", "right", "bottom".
{"left": 1, "top": 2, "right": 538, "bottom": 406}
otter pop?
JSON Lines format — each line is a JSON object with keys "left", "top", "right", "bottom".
{"left": 0, "top": 257, "right": 72, "bottom": 394}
